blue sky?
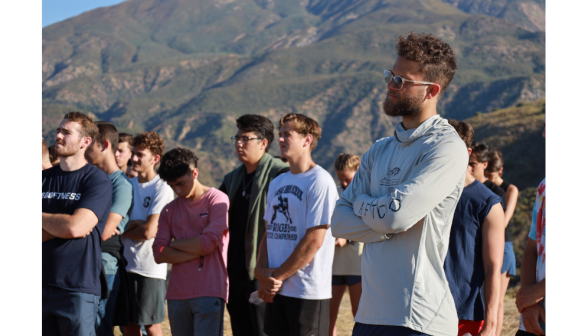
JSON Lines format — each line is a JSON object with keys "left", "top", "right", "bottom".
{"left": 43, "top": 0, "right": 126, "bottom": 27}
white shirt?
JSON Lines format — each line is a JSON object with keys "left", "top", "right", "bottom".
{"left": 122, "top": 174, "right": 175, "bottom": 280}
{"left": 264, "top": 165, "right": 338, "bottom": 300}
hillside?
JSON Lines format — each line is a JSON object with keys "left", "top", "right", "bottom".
{"left": 42, "top": 0, "right": 544, "bottom": 186}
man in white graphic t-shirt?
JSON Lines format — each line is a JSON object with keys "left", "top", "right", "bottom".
{"left": 254, "top": 113, "right": 338, "bottom": 336}
{"left": 122, "top": 131, "right": 174, "bottom": 336}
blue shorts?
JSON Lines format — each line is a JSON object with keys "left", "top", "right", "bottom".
{"left": 502, "top": 242, "right": 517, "bottom": 276}
{"left": 332, "top": 275, "right": 361, "bottom": 286}
{"left": 168, "top": 297, "right": 225, "bottom": 336}
{"left": 42, "top": 286, "right": 100, "bottom": 336}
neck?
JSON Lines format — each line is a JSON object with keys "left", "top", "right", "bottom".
{"left": 491, "top": 175, "right": 504, "bottom": 186}
{"left": 287, "top": 152, "right": 315, "bottom": 174}
{"left": 464, "top": 171, "right": 476, "bottom": 187}
{"left": 242, "top": 157, "right": 261, "bottom": 174}
{"left": 59, "top": 152, "right": 88, "bottom": 172}
{"left": 96, "top": 155, "right": 121, "bottom": 176}
{"left": 186, "top": 180, "right": 210, "bottom": 202}
{"left": 137, "top": 167, "right": 157, "bottom": 183}
{"left": 119, "top": 163, "right": 128, "bottom": 173}
{"left": 401, "top": 105, "right": 437, "bottom": 130}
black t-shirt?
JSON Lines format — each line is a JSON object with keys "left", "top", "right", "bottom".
{"left": 42, "top": 164, "right": 112, "bottom": 296}
{"left": 220, "top": 167, "right": 289, "bottom": 280}
{"left": 483, "top": 180, "right": 511, "bottom": 242}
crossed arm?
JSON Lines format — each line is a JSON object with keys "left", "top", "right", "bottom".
{"left": 122, "top": 214, "right": 160, "bottom": 242}
{"left": 254, "top": 225, "right": 328, "bottom": 303}
{"left": 154, "top": 236, "right": 210, "bottom": 264}
{"left": 42, "top": 208, "right": 99, "bottom": 242}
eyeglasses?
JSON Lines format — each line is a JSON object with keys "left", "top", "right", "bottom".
{"left": 384, "top": 70, "right": 435, "bottom": 90}
{"left": 231, "top": 135, "right": 263, "bottom": 144}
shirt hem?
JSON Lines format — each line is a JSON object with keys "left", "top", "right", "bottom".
{"left": 353, "top": 317, "right": 456, "bottom": 336}
{"left": 42, "top": 283, "right": 101, "bottom": 297}
{"left": 126, "top": 269, "right": 167, "bottom": 280}
{"left": 165, "top": 294, "right": 229, "bottom": 303}
{"left": 278, "top": 292, "right": 331, "bottom": 300}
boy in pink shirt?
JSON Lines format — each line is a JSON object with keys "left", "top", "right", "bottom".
{"left": 153, "top": 148, "right": 230, "bottom": 336}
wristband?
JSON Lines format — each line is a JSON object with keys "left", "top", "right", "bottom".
{"left": 159, "top": 246, "right": 164, "bottom": 253}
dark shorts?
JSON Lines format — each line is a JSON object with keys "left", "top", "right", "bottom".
{"left": 502, "top": 242, "right": 517, "bottom": 276}
{"left": 332, "top": 275, "right": 362, "bottom": 286}
{"left": 264, "top": 294, "right": 330, "bottom": 336}
{"left": 42, "top": 286, "right": 100, "bottom": 336}
{"left": 352, "top": 323, "right": 429, "bottom": 336}
{"left": 515, "top": 330, "right": 540, "bottom": 336}
{"left": 127, "top": 272, "right": 166, "bottom": 325}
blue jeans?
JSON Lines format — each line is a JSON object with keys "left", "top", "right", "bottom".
{"left": 168, "top": 297, "right": 225, "bottom": 336}
{"left": 96, "top": 269, "right": 121, "bottom": 336}
{"left": 352, "top": 323, "right": 429, "bottom": 336}
{"left": 43, "top": 286, "right": 100, "bottom": 336}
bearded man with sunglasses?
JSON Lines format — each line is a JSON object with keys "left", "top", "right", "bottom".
{"left": 219, "top": 114, "right": 289, "bottom": 336}
{"left": 332, "top": 32, "right": 468, "bottom": 336}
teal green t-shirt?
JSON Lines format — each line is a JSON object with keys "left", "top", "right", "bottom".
{"left": 102, "top": 170, "right": 133, "bottom": 274}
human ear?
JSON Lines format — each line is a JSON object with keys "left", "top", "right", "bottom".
{"left": 192, "top": 168, "right": 199, "bottom": 179}
{"left": 152, "top": 154, "right": 161, "bottom": 165}
{"left": 261, "top": 138, "right": 268, "bottom": 151}
{"left": 426, "top": 84, "right": 441, "bottom": 99}
{"left": 483, "top": 161, "right": 488, "bottom": 170}
{"left": 305, "top": 134, "right": 313, "bottom": 148}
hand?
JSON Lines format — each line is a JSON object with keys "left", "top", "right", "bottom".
{"left": 257, "top": 268, "right": 283, "bottom": 295}
{"left": 258, "top": 288, "right": 277, "bottom": 303}
{"left": 127, "top": 220, "right": 144, "bottom": 231}
{"left": 112, "top": 229, "right": 120, "bottom": 237}
{"left": 83, "top": 229, "right": 93, "bottom": 237}
{"left": 335, "top": 238, "right": 348, "bottom": 247}
{"left": 516, "top": 284, "right": 545, "bottom": 313}
{"left": 521, "top": 304, "right": 545, "bottom": 335}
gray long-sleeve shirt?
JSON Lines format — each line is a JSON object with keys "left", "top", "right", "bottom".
{"left": 331, "top": 115, "right": 468, "bottom": 336}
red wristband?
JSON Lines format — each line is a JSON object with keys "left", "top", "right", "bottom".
{"left": 159, "top": 246, "right": 164, "bottom": 253}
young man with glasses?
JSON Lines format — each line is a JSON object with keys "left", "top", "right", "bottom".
{"left": 331, "top": 32, "right": 467, "bottom": 336}
{"left": 254, "top": 113, "right": 338, "bottom": 336}
{"left": 42, "top": 112, "right": 113, "bottom": 336}
{"left": 219, "top": 115, "right": 289, "bottom": 336}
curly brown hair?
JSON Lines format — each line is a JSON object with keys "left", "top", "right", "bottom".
{"left": 133, "top": 131, "right": 165, "bottom": 157}
{"left": 396, "top": 32, "right": 457, "bottom": 95}
{"left": 447, "top": 119, "right": 474, "bottom": 148}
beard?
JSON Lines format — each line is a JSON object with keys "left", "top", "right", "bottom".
{"left": 54, "top": 140, "right": 80, "bottom": 158}
{"left": 382, "top": 93, "right": 424, "bottom": 117}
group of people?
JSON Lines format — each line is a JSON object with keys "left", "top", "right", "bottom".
{"left": 42, "top": 32, "right": 546, "bottom": 336}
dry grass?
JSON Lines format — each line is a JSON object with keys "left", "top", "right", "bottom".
{"left": 114, "top": 287, "right": 521, "bottom": 335}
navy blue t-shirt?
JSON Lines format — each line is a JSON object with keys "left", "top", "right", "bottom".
{"left": 42, "top": 164, "right": 112, "bottom": 296}
{"left": 444, "top": 180, "right": 502, "bottom": 321}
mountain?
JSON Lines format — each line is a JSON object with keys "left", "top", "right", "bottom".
{"left": 42, "top": 0, "right": 545, "bottom": 186}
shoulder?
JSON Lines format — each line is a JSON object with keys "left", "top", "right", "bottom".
{"left": 83, "top": 165, "right": 112, "bottom": 189}
{"left": 472, "top": 181, "right": 502, "bottom": 204}
{"left": 207, "top": 188, "right": 230, "bottom": 205}
{"left": 223, "top": 164, "right": 244, "bottom": 183}
{"left": 307, "top": 166, "right": 337, "bottom": 189}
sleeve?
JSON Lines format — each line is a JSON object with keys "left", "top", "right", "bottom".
{"left": 352, "top": 139, "right": 468, "bottom": 234}
{"left": 199, "top": 191, "right": 230, "bottom": 254}
{"left": 152, "top": 204, "right": 173, "bottom": 260}
{"left": 148, "top": 182, "right": 175, "bottom": 216}
{"left": 77, "top": 172, "right": 113, "bottom": 223}
{"left": 110, "top": 178, "right": 133, "bottom": 218}
{"left": 331, "top": 147, "right": 391, "bottom": 243}
{"left": 305, "top": 173, "right": 338, "bottom": 229}
{"left": 480, "top": 193, "right": 502, "bottom": 223}
{"left": 528, "top": 182, "right": 545, "bottom": 242}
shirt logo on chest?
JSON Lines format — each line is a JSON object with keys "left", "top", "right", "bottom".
{"left": 143, "top": 197, "right": 151, "bottom": 208}
{"left": 380, "top": 167, "right": 401, "bottom": 187}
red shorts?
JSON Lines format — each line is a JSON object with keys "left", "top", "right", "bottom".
{"left": 458, "top": 320, "right": 484, "bottom": 336}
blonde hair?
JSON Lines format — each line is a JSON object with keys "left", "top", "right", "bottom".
{"left": 334, "top": 153, "right": 360, "bottom": 172}
{"left": 279, "top": 113, "right": 322, "bottom": 151}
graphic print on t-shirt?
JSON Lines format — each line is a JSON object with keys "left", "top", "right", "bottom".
{"left": 143, "top": 196, "right": 151, "bottom": 207}
{"left": 268, "top": 185, "right": 303, "bottom": 240}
